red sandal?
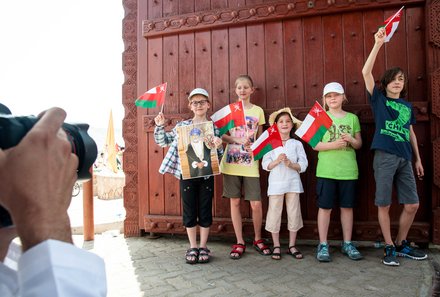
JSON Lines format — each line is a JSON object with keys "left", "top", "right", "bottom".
{"left": 230, "top": 243, "right": 246, "bottom": 260}
{"left": 253, "top": 239, "right": 271, "bottom": 255}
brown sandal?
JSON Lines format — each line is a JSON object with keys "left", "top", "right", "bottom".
{"left": 230, "top": 243, "right": 246, "bottom": 260}
{"left": 287, "top": 246, "right": 303, "bottom": 259}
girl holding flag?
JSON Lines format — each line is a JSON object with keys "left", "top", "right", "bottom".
{"left": 218, "top": 75, "right": 270, "bottom": 259}
{"left": 314, "top": 82, "right": 363, "bottom": 263}
{"left": 261, "top": 108, "right": 308, "bottom": 260}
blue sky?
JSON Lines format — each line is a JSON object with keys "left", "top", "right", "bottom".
{"left": 0, "top": 0, "right": 124, "bottom": 148}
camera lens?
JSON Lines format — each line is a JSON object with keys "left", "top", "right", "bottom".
{"left": 0, "top": 115, "right": 97, "bottom": 179}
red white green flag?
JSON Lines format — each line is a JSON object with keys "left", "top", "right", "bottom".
{"left": 211, "top": 101, "right": 246, "bottom": 136}
{"left": 383, "top": 6, "right": 404, "bottom": 43}
{"left": 135, "top": 83, "right": 167, "bottom": 108}
{"left": 295, "top": 101, "right": 333, "bottom": 148}
{"left": 251, "top": 123, "right": 283, "bottom": 161}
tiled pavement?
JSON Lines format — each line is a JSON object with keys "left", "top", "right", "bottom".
{"left": 68, "top": 196, "right": 437, "bottom": 297}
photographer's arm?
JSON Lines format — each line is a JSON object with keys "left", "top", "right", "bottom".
{"left": 0, "top": 108, "right": 77, "bottom": 251}
{"left": 0, "top": 108, "right": 107, "bottom": 297}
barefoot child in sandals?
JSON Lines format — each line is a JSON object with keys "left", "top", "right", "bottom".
{"left": 154, "top": 88, "right": 223, "bottom": 265}
{"left": 219, "top": 75, "right": 271, "bottom": 259}
{"left": 262, "top": 108, "right": 308, "bottom": 260}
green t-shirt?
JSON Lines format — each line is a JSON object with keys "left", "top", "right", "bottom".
{"left": 316, "top": 112, "right": 361, "bottom": 180}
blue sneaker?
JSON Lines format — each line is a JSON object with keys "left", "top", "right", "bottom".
{"left": 341, "top": 241, "right": 363, "bottom": 260}
{"left": 395, "top": 240, "right": 428, "bottom": 260}
{"left": 316, "top": 242, "right": 331, "bottom": 262}
{"left": 383, "top": 245, "right": 399, "bottom": 266}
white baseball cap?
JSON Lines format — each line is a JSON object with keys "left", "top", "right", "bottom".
{"left": 188, "top": 88, "right": 209, "bottom": 100}
{"left": 323, "top": 82, "right": 345, "bottom": 96}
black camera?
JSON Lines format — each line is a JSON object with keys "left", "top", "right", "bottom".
{"left": 0, "top": 112, "right": 98, "bottom": 227}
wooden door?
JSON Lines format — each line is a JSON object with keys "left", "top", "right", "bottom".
{"left": 122, "top": 0, "right": 439, "bottom": 244}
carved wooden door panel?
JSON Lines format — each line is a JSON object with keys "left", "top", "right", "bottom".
{"left": 122, "top": 0, "right": 437, "bottom": 244}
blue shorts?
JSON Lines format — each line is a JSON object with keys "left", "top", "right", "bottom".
{"left": 373, "top": 150, "right": 419, "bottom": 206}
{"left": 316, "top": 177, "right": 357, "bottom": 209}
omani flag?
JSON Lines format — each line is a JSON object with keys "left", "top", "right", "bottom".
{"left": 251, "top": 124, "right": 283, "bottom": 161}
{"left": 383, "top": 6, "right": 404, "bottom": 42}
{"left": 211, "top": 101, "right": 246, "bottom": 136}
{"left": 135, "top": 83, "right": 167, "bottom": 108}
{"left": 295, "top": 101, "right": 333, "bottom": 148}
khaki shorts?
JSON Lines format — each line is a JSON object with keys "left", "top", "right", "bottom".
{"left": 222, "top": 174, "right": 261, "bottom": 201}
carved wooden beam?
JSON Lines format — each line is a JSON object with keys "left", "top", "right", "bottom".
{"left": 144, "top": 215, "right": 430, "bottom": 242}
{"left": 122, "top": 0, "right": 140, "bottom": 237}
{"left": 143, "top": 0, "right": 424, "bottom": 38}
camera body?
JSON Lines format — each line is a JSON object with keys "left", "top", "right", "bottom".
{"left": 0, "top": 114, "right": 98, "bottom": 227}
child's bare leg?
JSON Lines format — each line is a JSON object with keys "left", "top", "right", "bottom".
{"left": 199, "top": 226, "right": 210, "bottom": 248}
{"left": 395, "top": 203, "right": 419, "bottom": 245}
{"left": 378, "top": 205, "right": 393, "bottom": 245}
{"left": 272, "top": 232, "right": 280, "bottom": 247}
{"left": 230, "top": 197, "right": 244, "bottom": 240}
{"left": 317, "top": 208, "right": 331, "bottom": 243}
{"left": 250, "top": 200, "right": 263, "bottom": 240}
{"left": 340, "top": 207, "right": 353, "bottom": 242}
{"left": 186, "top": 226, "right": 197, "bottom": 248}
{"left": 289, "top": 230, "right": 298, "bottom": 248}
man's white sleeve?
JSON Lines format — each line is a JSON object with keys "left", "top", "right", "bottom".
{"left": 17, "top": 239, "right": 107, "bottom": 297}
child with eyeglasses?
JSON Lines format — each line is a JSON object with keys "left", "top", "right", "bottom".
{"left": 154, "top": 88, "right": 223, "bottom": 264}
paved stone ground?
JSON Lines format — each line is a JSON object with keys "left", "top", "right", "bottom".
{"left": 73, "top": 233, "right": 436, "bottom": 297}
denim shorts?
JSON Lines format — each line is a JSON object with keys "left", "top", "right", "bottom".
{"left": 316, "top": 177, "right": 357, "bottom": 209}
{"left": 373, "top": 150, "right": 419, "bottom": 206}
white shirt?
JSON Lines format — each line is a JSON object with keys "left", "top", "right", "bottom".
{"left": 0, "top": 239, "right": 107, "bottom": 297}
{"left": 262, "top": 139, "right": 308, "bottom": 196}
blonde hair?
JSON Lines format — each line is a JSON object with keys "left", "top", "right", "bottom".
{"left": 322, "top": 93, "right": 348, "bottom": 110}
{"left": 235, "top": 74, "right": 254, "bottom": 88}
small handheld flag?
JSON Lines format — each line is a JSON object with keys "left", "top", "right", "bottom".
{"left": 211, "top": 101, "right": 246, "bottom": 136}
{"left": 251, "top": 124, "right": 283, "bottom": 161}
{"left": 383, "top": 6, "right": 404, "bottom": 43}
{"left": 135, "top": 83, "right": 167, "bottom": 108}
{"left": 295, "top": 101, "right": 333, "bottom": 148}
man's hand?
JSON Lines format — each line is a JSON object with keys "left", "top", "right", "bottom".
{"left": 0, "top": 108, "right": 78, "bottom": 251}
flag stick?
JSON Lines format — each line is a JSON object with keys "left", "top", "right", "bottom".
{"left": 160, "top": 103, "right": 164, "bottom": 113}
{"left": 384, "top": 6, "right": 404, "bottom": 29}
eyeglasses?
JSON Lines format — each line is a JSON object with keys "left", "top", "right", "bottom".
{"left": 190, "top": 99, "right": 208, "bottom": 107}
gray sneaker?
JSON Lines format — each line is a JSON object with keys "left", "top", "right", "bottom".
{"left": 383, "top": 245, "right": 400, "bottom": 266}
{"left": 316, "top": 243, "right": 331, "bottom": 262}
{"left": 395, "top": 240, "right": 428, "bottom": 260}
{"left": 341, "top": 241, "right": 363, "bottom": 260}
